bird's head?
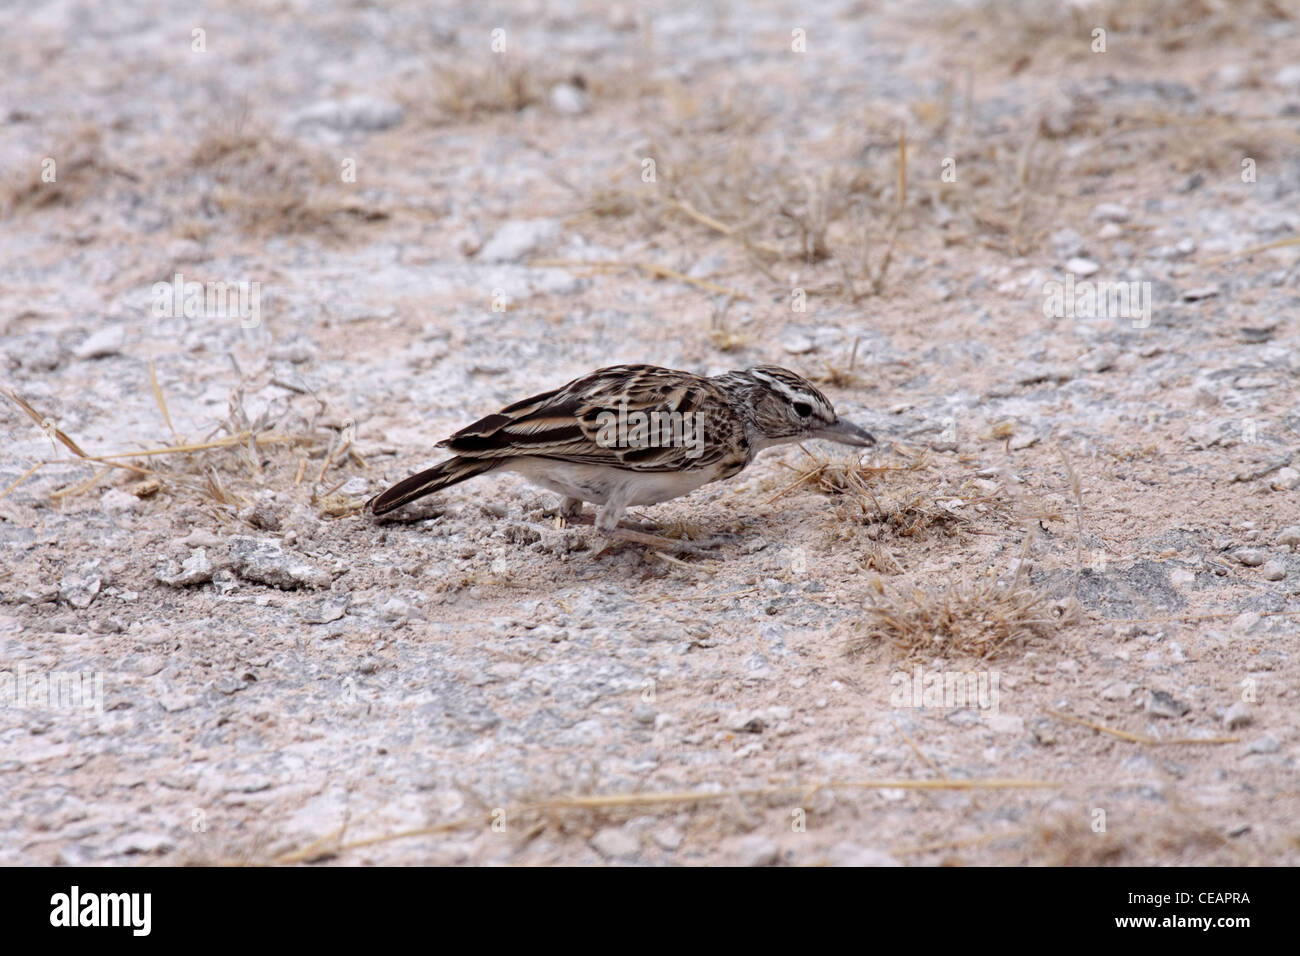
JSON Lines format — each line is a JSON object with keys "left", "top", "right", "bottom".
{"left": 723, "top": 365, "right": 876, "bottom": 450}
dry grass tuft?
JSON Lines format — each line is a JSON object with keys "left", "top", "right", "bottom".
{"left": 426, "top": 57, "right": 548, "bottom": 120}
{"left": 0, "top": 127, "right": 128, "bottom": 216}
{"left": 850, "top": 571, "right": 1058, "bottom": 661}
{"left": 3, "top": 366, "right": 365, "bottom": 519}
{"left": 1027, "top": 808, "right": 1231, "bottom": 866}
{"left": 770, "top": 447, "right": 1002, "bottom": 540}
{"left": 183, "top": 122, "right": 383, "bottom": 237}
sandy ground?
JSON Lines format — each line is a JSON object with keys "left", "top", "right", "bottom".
{"left": 2, "top": 0, "right": 1299, "bottom": 866}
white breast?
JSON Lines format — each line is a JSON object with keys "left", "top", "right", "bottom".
{"left": 508, "top": 458, "right": 719, "bottom": 506}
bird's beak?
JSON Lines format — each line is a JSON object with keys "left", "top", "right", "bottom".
{"left": 815, "top": 418, "right": 876, "bottom": 447}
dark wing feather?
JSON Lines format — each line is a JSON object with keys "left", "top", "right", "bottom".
{"left": 436, "top": 365, "right": 746, "bottom": 472}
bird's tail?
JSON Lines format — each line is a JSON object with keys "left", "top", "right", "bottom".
{"left": 368, "top": 457, "right": 498, "bottom": 515}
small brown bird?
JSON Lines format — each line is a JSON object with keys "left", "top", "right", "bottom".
{"left": 369, "top": 364, "right": 875, "bottom": 549}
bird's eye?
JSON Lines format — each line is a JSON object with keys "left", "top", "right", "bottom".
{"left": 793, "top": 401, "right": 812, "bottom": 417}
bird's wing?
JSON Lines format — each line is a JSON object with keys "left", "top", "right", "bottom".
{"left": 437, "top": 365, "right": 745, "bottom": 472}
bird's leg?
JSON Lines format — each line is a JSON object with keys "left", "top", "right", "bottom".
{"left": 554, "top": 496, "right": 584, "bottom": 528}
{"left": 555, "top": 499, "right": 718, "bottom": 557}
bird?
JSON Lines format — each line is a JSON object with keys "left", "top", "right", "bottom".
{"left": 367, "top": 364, "right": 876, "bottom": 551}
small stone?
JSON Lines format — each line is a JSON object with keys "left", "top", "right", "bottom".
{"left": 652, "top": 826, "right": 684, "bottom": 851}
{"left": 826, "top": 842, "right": 901, "bottom": 867}
{"left": 239, "top": 502, "right": 281, "bottom": 532}
{"left": 1274, "top": 65, "right": 1300, "bottom": 91}
{"left": 1223, "top": 702, "right": 1253, "bottom": 730}
{"left": 302, "top": 595, "right": 349, "bottom": 624}
{"left": 111, "top": 832, "right": 173, "bottom": 855}
{"left": 549, "top": 82, "right": 590, "bottom": 115}
{"left": 340, "top": 477, "right": 370, "bottom": 497}
{"left": 292, "top": 96, "right": 405, "bottom": 132}
{"left": 1277, "top": 527, "right": 1300, "bottom": 550}
{"left": 590, "top": 826, "right": 640, "bottom": 859}
{"left": 1231, "top": 612, "right": 1261, "bottom": 635}
{"left": 1092, "top": 203, "right": 1131, "bottom": 223}
{"left": 781, "top": 334, "right": 815, "bottom": 355}
{"left": 1050, "top": 228, "right": 1084, "bottom": 259}
{"left": 1079, "top": 345, "right": 1120, "bottom": 373}
{"left": 155, "top": 548, "right": 215, "bottom": 587}
{"left": 100, "top": 488, "right": 140, "bottom": 513}
{"left": 1145, "top": 689, "right": 1190, "bottom": 719}
{"left": 1066, "top": 256, "right": 1099, "bottom": 276}
{"left": 229, "top": 535, "right": 329, "bottom": 589}
{"left": 59, "top": 561, "right": 102, "bottom": 609}
{"left": 1182, "top": 285, "right": 1219, "bottom": 301}
{"left": 180, "top": 529, "right": 221, "bottom": 548}
{"left": 270, "top": 337, "right": 317, "bottom": 364}
{"left": 1234, "top": 548, "right": 1265, "bottom": 567}
{"left": 73, "top": 324, "right": 126, "bottom": 359}
{"left": 477, "top": 219, "right": 563, "bottom": 263}
{"left": 1260, "top": 560, "right": 1286, "bottom": 582}
{"left": 1100, "top": 682, "right": 1134, "bottom": 701}
{"left": 1246, "top": 734, "right": 1280, "bottom": 755}
{"left": 1269, "top": 467, "right": 1300, "bottom": 491}
{"left": 736, "top": 835, "right": 780, "bottom": 867}
{"left": 211, "top": 568, "right": 238, "bottom": 595}
{"left": 1217, "top": 64, "right": 1247, "bottom": 88}
{"left": 1097, "top": 222, "right": 1122, "bottom": 240}
{"left": 986, "top": 714, "right": 1024, "bottom": 735}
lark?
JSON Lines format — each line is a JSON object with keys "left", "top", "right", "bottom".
{"left": 368, "top": 364, "right": 875, "bottom": 550}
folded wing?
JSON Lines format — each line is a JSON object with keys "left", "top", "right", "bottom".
{"left": 437, "top": 364, "right": 741, "bottom": 472}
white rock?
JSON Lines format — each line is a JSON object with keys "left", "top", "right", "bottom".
{"left": 1223, "top": 702, "right": 1253, "bottom": 730}
{"left": 1234, "top": 548, "right": 1265, "bottom": 567}
{"left": 155, "top": 548, "right": 215, "bottom": 587}
{"left": 827, "top": 842, "right": 901, "bottom": 867}
{"left": 59, "top": 560, "right": 102, "bottom": 609}
{"left": 292, "top": 96, "right": 405, "bottom": 132}
{"left": 782, "top": 334, "right": 815, "bottom": 354}
{"left": 1269, "top": 467, "right": 1300, "bottom": 491}
{"left": 1051, "top": 228, "right": 1084, "bottom": 259}
{"left": 1231, "top": 612, "right": 1261, "bottom": 634}
{"left": 652, "top": 826, "right": 684, "bottom": 851}
{"left": 1091, "top": 203, "right": 1131, "bottom": 223}
{"left": 549, "top": 82, "right": 590, "bottom": 115}
{"left": 1277, "top": 526, "right": 1300, "bottom": 550}
{"left": 1066, "top": 257, "right": 1099, "bottom": 276}
{"left": 100, "top": 488, "right": 140, "bottom": 513}
{"left": 590, "top": 826, "right": 640, "bottom": 859}
{"left": 74, "top": 324, "right": 126, "bottom": 359}
{"left": 1260, "top": 560, "right": 1286, "bottom": 581}
{"left": 1274, "top": 65, "right": 1300, "bottom": 91}
{"left": 736, "top": 834, "right": 780, "bottom": 867}
{"left": 986, "top": 714, "right": 1024, "bottom": 735}
{"left": 1246, "top": 734, "right": 1280, "bottom": 755}
{"left": 1100, "top": 681, "right": 1134, "bottom": 701}
{"left": 228, "top": 535, "right": 329, "bottom": 589}
{"left": 477, "top": 219, "right": 563, "bottom": 262}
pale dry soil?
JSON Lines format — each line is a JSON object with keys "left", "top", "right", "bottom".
{"left": 1, "top": 0, "right": 1298, "bottom": 865}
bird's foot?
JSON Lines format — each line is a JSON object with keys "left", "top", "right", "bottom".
{"left": 562, "top": 513, "right": 724, "bottom": 558}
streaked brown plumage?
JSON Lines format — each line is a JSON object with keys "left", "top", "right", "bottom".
{"left": 368, "top": 364, "right": 875, "bottom": 540}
